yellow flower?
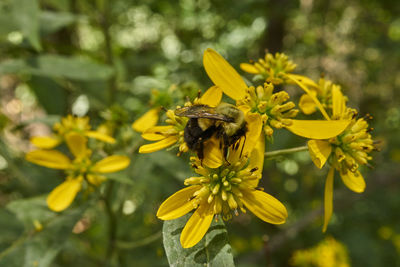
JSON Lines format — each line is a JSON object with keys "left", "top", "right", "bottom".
{"left": 30, "top": 115, "right": 115, "bottom": 149}
{"left": 290, "top": 236, "right": 350, "bottom": 267}
{"left": 26, "top": 133, "right": 130, "bottom": 212}
{"left": 307, "top": 87, "right": 374, "bottom": 231}
{"left": 132, "top": 107, "right": 161, "bottom": 133}
{"left": 157, "top": 133, "right": 287, "bottom": 248}
{"left": 203, "top": 48, "right": 351, "bottom": 140}
{"left": 240, "top": 52, "right": 297, "bottom": 85}
{"left": 138, "top": 86, "right": 223, "bottom": 156}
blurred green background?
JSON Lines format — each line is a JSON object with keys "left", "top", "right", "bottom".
{"left": 0, "top": 0, "right": 399, "bottom": 266}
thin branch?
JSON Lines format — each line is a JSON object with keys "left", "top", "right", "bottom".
{"left": 264, "top": 145, "right": 309, "bottom": 158}
{"left": 116, "top": 231, "right": 162, "bottom": 250}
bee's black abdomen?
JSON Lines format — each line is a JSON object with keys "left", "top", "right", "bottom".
{"left": 184, "top": 118, "right": 217, "bottom": 158}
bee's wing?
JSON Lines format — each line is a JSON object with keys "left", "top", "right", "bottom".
{"left": 175, "top": 105, "right": 233, "bottom": 122}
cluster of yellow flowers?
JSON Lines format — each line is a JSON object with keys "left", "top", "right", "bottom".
{"left": 25, "top": 48, "right": 375, "bottom": 249}
{"left": 134, "top": 48, "right": 375, "bottom": 248}
{"left": 26, "top": 115, "right": 130, "bottom": 212}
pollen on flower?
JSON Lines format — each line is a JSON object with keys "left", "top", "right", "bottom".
{"left": 183, "top": 156, "right": 261, "bottom": 220}
{"left": 238, "top": 83, "right": 298, "bottom": 137}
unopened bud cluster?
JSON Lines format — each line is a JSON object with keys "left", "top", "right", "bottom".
{"left": 164, "top": 109, "right": 189, "bottom": 155}
{"left": 248, "top": 53, "right": 297, "bottom": 84}
{"left": 53, "top": 115, "right": 91, "bottom": 136}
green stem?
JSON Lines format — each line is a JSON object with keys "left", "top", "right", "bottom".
{"left": 99, "top": 0, "right": 117, "bottom": 105}
{"left": 264, "top": 145, "right": 308, "bottom": 158}
{"left": 103, "top": 181, "right": 117, "bottom": 261}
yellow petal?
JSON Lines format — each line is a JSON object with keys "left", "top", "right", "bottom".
{"left": 242, "top": 112, "right": 263, "bottom": 156}
{"left": 157, "top": 186, "right": 200, "bottom": 220}
{"left": 26, "top": 150, "right": 71, "bottom": 169}
{"left": 93, "top": 155, "right": 130, "bottom": 173}
{"left": 180, "top": 204, "right": 214, "bottom": 248}
{"left": 138, "top": 136, "right": 178, "bottom": 153}
{"left": 65, "top": 132, "right": 87, "bottom": 158}
{"left": 199, "top": 86, "right": 223, "bottom": 107}
{"left": 299, "top": 93, "right": 317, "bottom": 115}
{"left": 85, "top": 131, "right": 116, "bottom": 144}
{"left": 240, "top": 63, "right": 259, "bottom": 74}
{"left": 142, "top": 126, "right": 175, "bottom": 141}
{"left": 132, "top": 108, "right": 160, "bottom": 133}
{"left": 242, "top": 190, "right": 288, "bottom": 224}
{"left": 286, "top": 74, "right": 330, "bottom": 120}
{"left": 47, "top": 177, "right": 82, "bottom": 212}
{"left": 202, "top": 137, "right": 223, "bottom": 168}
{"left": 247, "top": 134, "right": 265, "bottom": 186}
{"left": 87, "top": 174, "right": 106, "bottom": 186}
{"left": 287, "top": 74, "right": 319, "bottom": 88}
{"left": 340, "top": 170, "right": 366, "bottom": 193}
{"left": 307, "top": 140, "right": 332, "bottom": 169}
{"left": 30, "top": 136, "right": 61, "bottom": 149}
{"left": 285, "top": 120, "right": 351, "bottom": 140}
{"left": 323, "top": 166, "right": 335, "bottom": 232}
{"left": 332, "top": 86, "right": 346, "bottom": 118}
{"left": 203, "top": 48, "right": 247, "bottom": 101}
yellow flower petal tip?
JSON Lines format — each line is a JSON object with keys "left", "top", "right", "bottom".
{"left": 308, "top": 140, "right": 332, "bottom": 169}
{"left": 286, "top": 120, "right": 351, "bottom": 140}
{"left": 340, "top": 171, "right": 366, "bottom": 193}
{"left": 30, "top": 136, "right": 61, "bottom": 149}
{"left": 93, "top": 155, "right": 130, "bottom": 173}
{"left": 47, "top": 178, "right": 82, "bottom": 212}
{"left": 156, "top": 186, "right": 200, "bottom": 220}
{"left": 203, "top": 48, "right": 247, "bottom": 101}
{"left": 198, "top": 86, "right": 223, "bottom": 107}
{"left": 180, "top": 207, "right": 214, "bottom": 248}
{"left": 242, "top": 190, "right": 288, "bottom": 224}
{"left": 26, "top": 150, "right": 72, "bottom": 169}
{"left": 138, "top": 136, "right": 178, "bottom": 153}
{"left": 132, "top": 108, "right": 160, "bottom": 133}
{"left": 240, "top": 63, "right": 259, "bottom": 74}
{"left": 85, "top": 131, "right": 116, "bottom": 144}
{"left": 299, "top": 94, "right": 317, "bottom": 115}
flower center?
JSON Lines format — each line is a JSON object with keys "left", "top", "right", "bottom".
{"left": 184, "top": 157, "right": 261, "bottom": 220}
{"left": 329, "top": 117, "right": 374, "bottom": 173}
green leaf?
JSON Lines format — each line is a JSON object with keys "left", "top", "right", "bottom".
{"left": 40, "top": 11, "right": 77, "bottom": 34}
{"left": 30, "top": 76, "right": 67, "bottom": 114}
{"left": 13, "top": 0, "right": 42, "bottom": 51}
{"left": 6, "top": 196, "right": 55, "bottom": 226}
{"left": 1, "top": 197, "right": 87, "bottom": 267}
{"left": 0, "top": 55, "right": 114, "bottom": 81}
{"left": 0, "top": 11, "right": 18, "bottom": 37}
{"left": 163, "top": 214, "right": 235, "bottom": 267}
{"left": 27, "top": 55, "right": 114, "bottom": 80}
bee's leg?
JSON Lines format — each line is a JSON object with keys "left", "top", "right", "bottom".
{"left": 198, "top": 139, "right": 204, "bottom": 166}
{"left": 239, "top": 135, "right": 246, "bottom": 158}
{"left": 223, "top": 137, "right": 231, "bottom": 165}
{"left": 223, "top": 145, "right": 231, "bottom": 165}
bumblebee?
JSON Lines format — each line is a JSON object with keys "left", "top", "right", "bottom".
{"left": 175, "top": 103, "right": 247, "bottom": 160}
